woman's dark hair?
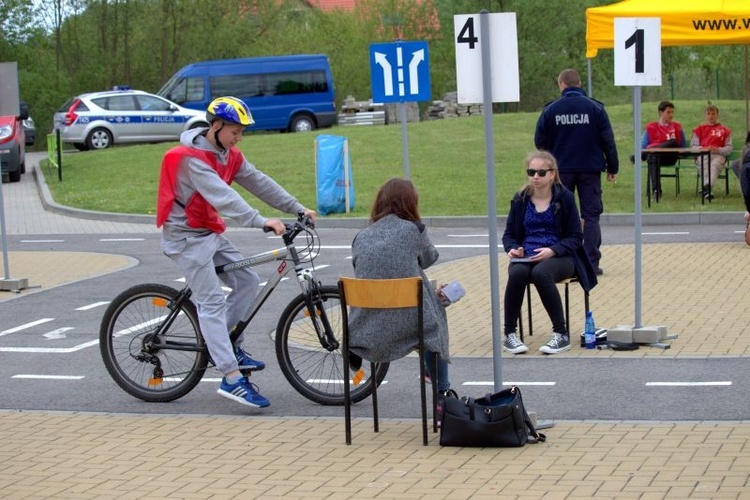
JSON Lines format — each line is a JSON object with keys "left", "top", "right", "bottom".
{"left": 370, "top": 178, "right": 421, "bottom": 223}
{"left": 745, "top": 130, "right": 750, "bottom": 145}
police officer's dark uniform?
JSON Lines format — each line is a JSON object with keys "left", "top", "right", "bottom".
{"left": 534, "top": 85, "right": 619, "bottom": 274}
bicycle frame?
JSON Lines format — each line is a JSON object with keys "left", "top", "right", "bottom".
{"left": 154, "top": 218, "right": 338, "bottom": 357}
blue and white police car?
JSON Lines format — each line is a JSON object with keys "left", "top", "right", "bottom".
{"left": 53, "top": 89, "right": 209, "bottom": 151}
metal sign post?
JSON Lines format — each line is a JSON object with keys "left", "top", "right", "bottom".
{"left": 454, "top": 11, "right": 519, "bottom": 391}
{"left": 0, "top": 61, "right": 29, "bottom": 292}
{"left": 614, "top": 17, "right": 661, "bottom": 329}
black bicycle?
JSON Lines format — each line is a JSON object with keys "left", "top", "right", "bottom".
{"left": 99, "top": 212, "right": 388, "bottom": 405}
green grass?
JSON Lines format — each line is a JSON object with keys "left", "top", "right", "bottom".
{"left": 43, "top": 99, "right": 747, "bottom": 218}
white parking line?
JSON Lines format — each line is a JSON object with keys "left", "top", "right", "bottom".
{"left": 99, "top": 238, "right": 145, "bottom": 242}
{"left": 0, "top": 340, "right": 98, "bottom": 353}
{"left": 12, "top": 374, "right": 85, "bottom": 380}
{"left": 0, "top": 318, "right": 54, "bottom": 337}
{"left": 462, "top": 381, "right": 556, "bottom": 386}
{"left": 19, "top": 239, "right": 65, "bottom": 243}
{"left": 642, "top": 232, "right": 690, "bottom": 235}
{"left": 645, "top": 381, "right": 731, "bottom": 386}
{"left": 76, "top": 301, "right": 110, "bottom": 311}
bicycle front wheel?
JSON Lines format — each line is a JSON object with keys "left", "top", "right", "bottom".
{"left": 99, "top": 283, "right": 209, "bottom": 402}
{"left": 276, "top": 285, "right": 389, "bottom": 406}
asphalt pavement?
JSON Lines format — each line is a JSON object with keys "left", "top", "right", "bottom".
{"left": 0, "top": 154, "right": 748, "bottom": 499}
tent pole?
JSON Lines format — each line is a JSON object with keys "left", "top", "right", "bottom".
{"left": 587, "top": 58, "right": 593, "bottom": 97}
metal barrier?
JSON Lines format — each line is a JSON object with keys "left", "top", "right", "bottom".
{"left": 46, "top": 130, "right": 62, "bottom": 181}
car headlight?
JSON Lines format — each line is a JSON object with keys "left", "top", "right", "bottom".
{"left": 0, "top": 124, "right": 12, "bottom": 141}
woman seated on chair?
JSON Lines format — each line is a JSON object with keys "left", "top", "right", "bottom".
{"left": 348, "top": 178, "right": 455, "bottom": 398}
{"left": 502, "top": 150, "right": 597, "bottom": 355}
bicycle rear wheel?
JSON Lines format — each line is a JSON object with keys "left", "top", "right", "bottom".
{"left": 99, "top": 283, "right": 209, "bottom": 402}
{"left": 276, "top": 285, "right": 389, "bottom": 406}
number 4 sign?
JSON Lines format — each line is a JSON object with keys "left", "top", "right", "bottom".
{"left": 454, "top": 13, "right": 519, "bottom": 104}
{"left": 614, "top": 18, "right": 661, "bottom": 86}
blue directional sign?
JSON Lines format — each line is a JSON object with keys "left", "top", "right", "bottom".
{"left": 370, "top": 41, "right": 431, "bottom": 103}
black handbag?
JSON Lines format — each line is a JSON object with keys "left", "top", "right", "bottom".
{"left": 439, "top": 386, "right": 546, "bottom": 447}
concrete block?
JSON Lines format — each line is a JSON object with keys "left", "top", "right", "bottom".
{"left": 607, "top": 326, "right": 633, "bottom": 343}
{"left": 655, "top": 325, "right": 669, "bottom": 339}
{"left": 633, "top": 326, "right": 661, "bottom": 344}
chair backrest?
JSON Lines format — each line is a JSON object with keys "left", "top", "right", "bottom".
{"left": 338, "top": 277, "right": 422, "bottom": 309}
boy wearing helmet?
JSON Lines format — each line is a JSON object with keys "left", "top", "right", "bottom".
{"left": 157, "top": 96, "right": 316, "bottom": 409}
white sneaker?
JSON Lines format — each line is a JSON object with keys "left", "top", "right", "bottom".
{"left": 539, "top": 332, "right": 571, "bottom": 354}
{"left": 503, "top": 333, "right": 529, "bottom": 354}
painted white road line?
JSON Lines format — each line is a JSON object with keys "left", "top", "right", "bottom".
{"left": 76, "top": 301, "right": 110, "bottom": 311}
{"left": 0, "top": 339, "right": 99, "bottom": 353}
{"left": 43, "top": 327, "right": 74, "bottom": 340}
{"left": 447, "top": 234, "right": 488, "bottom": 238}
{"left": 12, "top": 374, "right": 85, "bottom": 380}
{"left": 436, "top": 244, "right": 493, "bottom": 248}
{"left": 99, "top": 238, "right": 145, "bottom": 242}
{"left": 0, "top": 318, "right": 54, "bottom": 337}
{"left": 19, "top": 239, "right": 65, "bottom": 243}
{"left": 642, "top": 232, "right": 690, "bottom": 235}
{"left": 463, "top": 381, "right": 556, "bottom": 386}
{"left": 645, "top": 381, "right": 731, "bottom": 387}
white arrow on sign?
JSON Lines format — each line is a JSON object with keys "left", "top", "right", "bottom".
{"left": 44, "top": 327, "right": 74, "bottom": 340}
{"left": 409, "top": 49, "right": 425, "bottom": 95}
{"left": 374, "top": 52, "right": 393, "bottom": 96}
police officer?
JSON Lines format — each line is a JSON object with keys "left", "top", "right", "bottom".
{"left": 534, "top": 69, "right": 618, "bottom": 276}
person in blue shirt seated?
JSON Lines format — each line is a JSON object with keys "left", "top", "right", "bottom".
{"left": 501, "top": 150, "right": 597, "bottom": 355}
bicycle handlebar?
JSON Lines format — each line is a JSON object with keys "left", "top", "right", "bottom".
{"left": 262, "top": 211, "right": 315, "bottom": 241}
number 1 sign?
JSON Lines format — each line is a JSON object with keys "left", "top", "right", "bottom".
{"left": 614, "top": 18, "right": 661, "bottom": 87}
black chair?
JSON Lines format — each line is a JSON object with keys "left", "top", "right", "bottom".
{"left": 518, "top": 277, "right": 590, "bottom": 341}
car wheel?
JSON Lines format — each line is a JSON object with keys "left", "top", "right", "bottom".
{"left": 8, "top": 169, "right": 20, "bottom": 182}
{"left": 20, "top": 160, "right": 25, "bottom": 174}
{"left": 86, "top": 128, "right": 113, "bottom": 150}
{"left": 189, "top": 122, "right": 208, "bottom": 130}
{"left": 290, "top": 114, "right": 315, "bottom": 133}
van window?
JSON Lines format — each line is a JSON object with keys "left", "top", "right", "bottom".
{"left": 210, "top": 74, "right": 263, "bottom": 99}
{"left": 161, "top": 76, "right": 204, "bottom": 104}
{"left": 266, "top": 71, "right": 328, "bottom": 95}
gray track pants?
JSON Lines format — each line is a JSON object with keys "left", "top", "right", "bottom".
{"left": 162, "top": 232, "right": 259, "bottom": 375}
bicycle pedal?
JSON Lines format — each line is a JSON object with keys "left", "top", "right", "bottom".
{"left": 352, "top": 368, "right": 365, "bottom": 386}
{"left": 148, "top": 377, "right": 163, "bottom": 386}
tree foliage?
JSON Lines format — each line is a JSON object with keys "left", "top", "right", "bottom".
{"left": 3, "top": 0, "right": 744, "bottom": 143}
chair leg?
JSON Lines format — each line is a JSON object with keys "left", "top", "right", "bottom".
{"left": 725, "top": 166, "right": 730, "bottom": 195}
{"left": 564, "top": 282, "right": 570, "bottom": 336}
{"left": 418, "top": 348, "right": 428, "bottom": 446}
{"left": 343, "top": 322, "right": 352, "bottom": 445}
{"left": 526, "top": 283, "right": 533, "bottom": 337}
{"left": 371, "top": 361, "right": 379, "bottom": 433}
{"left": 432, "top": 354, "right": 439, "bottom": 433}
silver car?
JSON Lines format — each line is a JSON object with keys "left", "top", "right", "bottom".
{"left": 53, "top": 89, "right": 209, "bottom": 151}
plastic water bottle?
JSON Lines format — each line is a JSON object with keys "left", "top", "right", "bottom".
{"left": 584, "top": 311, "right": 596, "bottom": 349}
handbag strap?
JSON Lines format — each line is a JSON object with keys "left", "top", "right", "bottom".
{"left": 516, "top": 388, "right": 546, "bottom": 444}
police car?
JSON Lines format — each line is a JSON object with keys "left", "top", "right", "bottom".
{"left": 53, "top": 89, "right": 209, "bottom": 151}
